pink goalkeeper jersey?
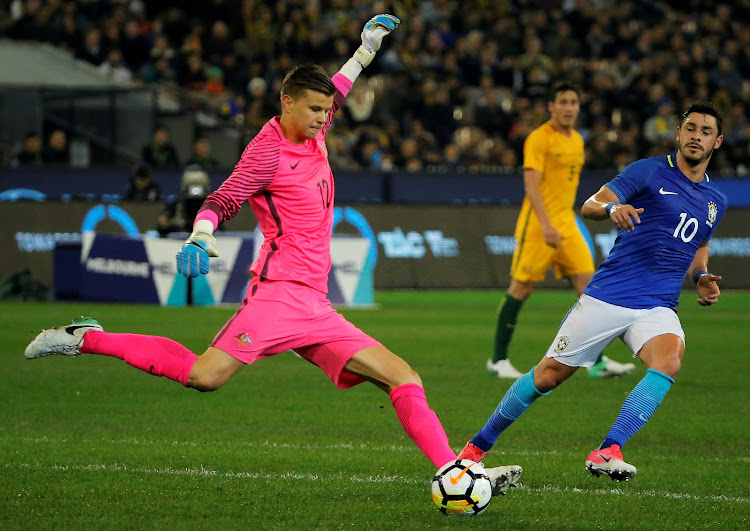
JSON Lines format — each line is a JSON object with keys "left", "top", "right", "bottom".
{"left": 196, "top": 73, "right": 353, "bottom": 294}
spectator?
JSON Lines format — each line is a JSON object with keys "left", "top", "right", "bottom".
{"left": 148, "top": 34, "right": 177, "bottom": 66}
{"left": 12, "top": 132, "right": 43, "bottom": 166}
{"left": 244, "top": 77, "right": 278, "bottom": 132}
{"left": 643, "top": 98, "right": 679, "bottom": 146}
{"left": 709, "top": 56, "right": 745, "bottom": 98}
{"left": 121, "top": 19, "right": 151, "bottom": 71}
{"left": 734, "top": 136, "right": 750, "bottom": 176}
{"left": 472, "top": 85, "right": 512, "bottom": 138}
{"left": 587, "top": 134, "right": 614, "bottom": 170}
{"left": 180, "top": 52, "right": 207, "bottom": 92}
{"left": 546, "top": 20, "right": 583, "bottom": 61}
{"left": 98, "top": 49, "right": 133, "bottom": 83}
{"left": 76, "top": 28, "right": 106, "bottom": 66}
{"left": 203, "top": 20, "right": 234, "bottom": 66}
{"left": 396, "top": 137, "right": 420, "bottom": 170}
{"left": 220, "top": 53, "right": 245, "bottom": 94}
{"left": 442, "top": 144, "right": 463, "bottom": 170}
{"left": 344, "top": 85, "right": 376, "bottom": 126}
{"left": 585, "top": 22, "right": 614, "bottom": 59}
{"left": 141, "top": 125, "right": 180, "bottom": 168}
{"left": 327, "top": 134, "right": 360, "bottom": 171}
{"left": 42, "top": 130, "right": 69, "bottom": 165}
{"left": 405, "top": 157, "right": 424, "bottom": 173}
{"left": 204, "top": 66, "right": 225, "bottom": 95}
{"left": 180, "top": 20, "right": 204, "bottom": 56}
{"left": 8, "top": 0, "right": 44, "bottom": 40}
{"left": 518, "top": 37, "right": 554, "bottom": 78}
{"left": 6, "top": 1, "right": 749, "bottom": 175}
{"left": 421, "top": 81, "right": 457, "bottom": 147}
{"left": 125, "top": 163, "right": 161, "bottom": 201}
{"left": 141, "top": 55, "right": 177, "bottom": 84}
{"left": 53, "top": 13, "right": 81, "bottom": 53}
{"left": 355, "top": 136, "right": 384, "bottom": 170}
{"left": 498, "top": 147, "right": 518, "bottom": 171}
{"left": 186, "top": 137, "right": 220, "bottom": 170}
{"left": 100, "top": 17, "right": 122, "bottom": 53}
{"left": 157, "top": 165, "right": 212, "bottom": 236}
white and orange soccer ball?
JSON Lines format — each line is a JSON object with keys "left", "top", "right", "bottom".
{"left": 431, "top": 459, "right": 493, "bottom": 516}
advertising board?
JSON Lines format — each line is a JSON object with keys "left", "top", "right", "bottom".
{"left": 4, "top": 203, "right": 750, "bottom": 293}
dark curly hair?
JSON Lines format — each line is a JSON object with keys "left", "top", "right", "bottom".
{"left": 681, "top": 102, "right": 723, "bottom": 135}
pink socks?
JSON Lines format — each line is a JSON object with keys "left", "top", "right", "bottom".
{"left": 81, "top": 331, "right": 198, "bottom": 386}
{"left": 80, "top": 334, "right": 455, "bottom": 467}
{"left": 390, "top": 383, "right": 457, "bottom": 468}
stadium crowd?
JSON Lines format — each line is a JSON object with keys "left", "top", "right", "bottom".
{"left": 3, "top": 0, "right": 750, "bottom": 175}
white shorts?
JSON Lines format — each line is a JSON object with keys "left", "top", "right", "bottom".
{"left": 545, "top": 294, "right": 686, "bottom": 368}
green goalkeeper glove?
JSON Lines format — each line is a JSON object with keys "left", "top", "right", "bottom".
{"left": 355, "top": 14, "right": 400, "bottom": 67}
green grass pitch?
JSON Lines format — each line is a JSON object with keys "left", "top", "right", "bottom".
{"left": 2, "top": 290, "right": 748, "bottom": 529}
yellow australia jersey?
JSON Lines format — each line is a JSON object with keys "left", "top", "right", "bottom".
{"left": 517, "top": 121, "right": 585, "bottom": 237}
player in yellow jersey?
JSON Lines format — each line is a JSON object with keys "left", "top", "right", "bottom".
{"left": 487, "top": 82, "right": 635, "bottom": 379}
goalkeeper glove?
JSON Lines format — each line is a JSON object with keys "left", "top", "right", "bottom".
{"left": 355, "top": 14, "right": 400, "bottom": 68}
{"left": 176, "top": 230, "right": 218, "bottom": 278}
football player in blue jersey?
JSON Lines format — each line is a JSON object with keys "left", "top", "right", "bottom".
{"left": 458, "top": 102, "right": 726, "bottom": 482}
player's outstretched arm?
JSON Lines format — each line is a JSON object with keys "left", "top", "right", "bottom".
{"left": 689, "top": 242, "right": 722, "bottom": 306}
{"left": 582, "top": 185, "right": 644, "bottom": 232}
{"left": 176, "top": 219, "right": 219, "bottom": 278}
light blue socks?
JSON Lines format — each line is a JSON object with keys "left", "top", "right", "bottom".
{"left": 471, "top": 368, "right": 548, "bottom": 451}
{"left": 601, "top": 368, "right": 674, "bottom": 449}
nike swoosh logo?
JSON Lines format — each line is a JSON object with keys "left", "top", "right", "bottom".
{"left": 639, "top": 413, "right": 649, "bottom": 422}
{"left": 449, "top": 465, "right": 472, "bottom": 485}
{"left": 291, "top": 161, "right": 300, "bottom": 169}
{"left": 659, "top": 187, "right": 678, "bottom": 195}
{"left": 598, "top": 452, "right": 611, "bottom": 463}
{"left": 65, "top": 325, "right": 94, "bottom": 335}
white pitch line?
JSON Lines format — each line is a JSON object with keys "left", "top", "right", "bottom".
{"left": 3, "top": 461, "right": 749, "bottom": 504}
{"left": 2, "top": 461, "right": 426, "bottom": 485}
{"left": 517, "top": 484, "right": 750, "bottom": 504}
{"left": 14, "top": 436, "right": 750, "bottom": 464}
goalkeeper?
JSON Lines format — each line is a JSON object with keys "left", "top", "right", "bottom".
{"left": 26, "top": 14, "right": 522, "bottom": 496}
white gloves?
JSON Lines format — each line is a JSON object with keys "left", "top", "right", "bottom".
{"left": 354, "top": 14, "right": 400, "bottom": 68}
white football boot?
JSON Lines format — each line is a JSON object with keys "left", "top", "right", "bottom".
{"left": 588, "top": 356, "right": 636, "bottom": 379}
{"left": 25, "top": 317, "right": 103, "bottom": 359}
{"left": 487, "top": 358, "right": 524, "bottom": 379}
{"left": 484, "top": 465, "right": 523, "bottom": 496}
{"left": 585, "top": 444, "right": 637, "bottom": 482}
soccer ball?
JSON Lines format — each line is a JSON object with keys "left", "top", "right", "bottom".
{"left": 431, "top": 459, "right": 492, "bottom": 516}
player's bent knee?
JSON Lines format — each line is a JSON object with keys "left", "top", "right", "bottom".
{"left": 376, "top": 366, "right": 422, "bottom": 393}
{"left": 187, "top": 378, "right": 219, "bottom": 392}
{"left": 509, "top": 280, "right": 535, "bottom": 301}
{"left": 654, "top": 356, "right": 682, "bottom": 379}
{"left": 346, "top": 346, "right": 422, "bottom": 391}
{"left": 396, "top": 367, "right": 422, "bottom": 387}
{"left": 534, "top": 358, "right": 576, "bottom": 392}
{"left": 534, "top": 372, "right": 562, "bottom": 393}
{"left": 187, "top": 371, "right": 227, "bottom": 392}
{"left": 639, "top": 335, "right": 684, "bottom": 378}
{"left": 186, "top": 347, "right": 244, "bottom": 392}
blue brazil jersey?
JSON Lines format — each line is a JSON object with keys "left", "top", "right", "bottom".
{"left": 584, "top": 154, "right": 727, "bottom": 310}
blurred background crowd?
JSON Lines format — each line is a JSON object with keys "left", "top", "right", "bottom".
{"left": 2, "top": 0, "right": 750, "bottom": 177}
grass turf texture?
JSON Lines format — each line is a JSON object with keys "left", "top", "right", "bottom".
{"left": 1, "top": 290, "right": 748, "bottom": 530}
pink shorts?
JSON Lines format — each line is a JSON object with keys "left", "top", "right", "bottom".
{"left": 211, "top": 276, "right": 381, "bottom": 389}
